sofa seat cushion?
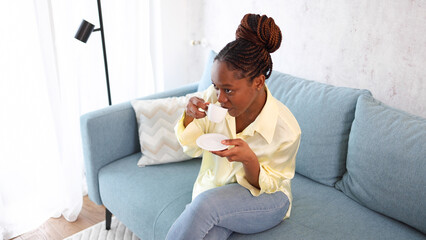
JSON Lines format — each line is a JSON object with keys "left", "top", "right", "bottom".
{"left": 99, "top": 155, "right": 425, "bottom": 240}
{"left": 267, "top": 72, "right": 372, "bottom": 186}
{"left": 98, "top": 153, "right": 201, "bottom": 240}
{"left": 230, "top": 174, "right": 425, "bottom": 240}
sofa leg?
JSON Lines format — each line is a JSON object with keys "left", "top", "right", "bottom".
{"left": 106, "top": 208, "right": 112, "bottom": 230}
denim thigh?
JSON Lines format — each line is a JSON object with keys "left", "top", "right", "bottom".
{"left": 199, "top": 183, "right": 289, "bottom": 234}
{"left": 166, "top": 183, "right": 289, "bottom": 240}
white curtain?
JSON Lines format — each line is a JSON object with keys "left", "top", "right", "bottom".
{"left": 0, "top": 1, "right": 158, "bottom": 239}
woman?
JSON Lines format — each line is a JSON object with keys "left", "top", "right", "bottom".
{"left": 167, "top": 13, "right": 301, "bottom": 240}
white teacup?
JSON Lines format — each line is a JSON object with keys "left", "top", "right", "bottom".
{"left": 207, "top": 104, "right": 227, "bottom": 123}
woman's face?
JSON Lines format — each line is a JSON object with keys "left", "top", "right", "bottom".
{"left": 211, "top": 60, "right": 262, "bottom": 118}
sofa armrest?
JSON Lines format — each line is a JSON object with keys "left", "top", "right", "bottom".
{"left": 81, "top": 82, "right": 199, "bottom": 205}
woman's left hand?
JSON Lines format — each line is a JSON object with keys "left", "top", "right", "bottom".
{"left": 210, "top": 139, "right": 257, "bottom": 166}
{"left": 211, "top": 138, "right": 261, "bottom": 188}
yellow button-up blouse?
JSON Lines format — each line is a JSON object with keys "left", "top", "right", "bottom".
{"left": 175, "top": 85, "right": 301, "bottom": 218}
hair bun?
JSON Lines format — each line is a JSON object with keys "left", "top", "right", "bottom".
{"left": 236, "top": 14, "right": 282, "bottom": 53}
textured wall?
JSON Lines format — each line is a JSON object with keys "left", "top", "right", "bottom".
{"left": 196, "top": 0, "right": 425, "bottom": 118}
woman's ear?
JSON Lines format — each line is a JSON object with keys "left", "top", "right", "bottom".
{"left": 253, "top": 75, "right": 266, "bottom": 90}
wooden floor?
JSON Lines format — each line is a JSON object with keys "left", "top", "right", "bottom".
{"left": 12, "top": 196, "right": 105, "bottom": 240}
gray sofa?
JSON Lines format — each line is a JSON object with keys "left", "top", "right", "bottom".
{"left": 81, "top": 70, "right": 426, "bottom": 239}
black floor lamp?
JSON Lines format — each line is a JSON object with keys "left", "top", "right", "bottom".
{"left": 75, "top": 0, "right": 112, "bottom": 106}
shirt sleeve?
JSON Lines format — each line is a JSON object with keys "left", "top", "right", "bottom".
{"left": 174, "top": 112, "right": 205, "bottom": 158}
{"left": 238, "top": 131, "right": 301, "bottom": 196}
{"left": 174, "top": 86, "right": 216, "bottom": 158}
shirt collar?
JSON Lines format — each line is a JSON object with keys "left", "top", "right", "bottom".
{"left": 240, "top": 85, "right": 278, "bottom": 144}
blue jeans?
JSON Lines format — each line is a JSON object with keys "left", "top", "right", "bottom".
{"left": 166, "top": 183, "right": 290, "bottom": 240}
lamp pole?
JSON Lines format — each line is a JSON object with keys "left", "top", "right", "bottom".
{"left": 74, "top": 0, "right": 112, "bottom": 106}
{"left": 94, "top": 0, "right": 112, "bottom": 106}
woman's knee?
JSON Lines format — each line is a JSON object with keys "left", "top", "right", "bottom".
{"left": 188, "top": 189, "right": 220, "bottom": 216}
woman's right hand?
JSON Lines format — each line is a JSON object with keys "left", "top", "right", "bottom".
{"left": 184, "top": 97, "right": 208, "bottom": 127}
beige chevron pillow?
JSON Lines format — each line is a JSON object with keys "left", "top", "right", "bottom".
{"left": 131, "top": 92, "right": 202, "bottom": 167}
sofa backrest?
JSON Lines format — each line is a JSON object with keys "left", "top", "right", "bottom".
{"left": 335, "top": 94, "right": 426, "bottom": 234}
{"left": 267, "top": 71, "right": 371, "bottom": 186}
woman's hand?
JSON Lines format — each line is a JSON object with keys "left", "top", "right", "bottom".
{"left": 184, "top": 97, "right": 209, "bottom": 127}
{"left": 211, "top": 139, "right": 255, "bottom": 165}
{"left": 211, "top": 139, "right": 261, "bottom": 189}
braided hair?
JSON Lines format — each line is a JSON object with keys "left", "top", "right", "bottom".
{"left": 215, "top": 13, "right": 282, "bottom": 81}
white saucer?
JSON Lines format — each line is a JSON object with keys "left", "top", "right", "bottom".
{"left": 196, "top": 133, "right": 228, "bottom": 151}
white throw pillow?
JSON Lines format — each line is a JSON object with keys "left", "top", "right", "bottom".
{"left": 131, "top": 92, "right": 202, "bottom": 167}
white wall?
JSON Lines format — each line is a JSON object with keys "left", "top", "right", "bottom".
{"left": 186, "top": 0, "right": 425, "bottom": 118}
{"left": 157, "top": 0, "right": 206, "bottom": 91}
{"left": 102, "top": 0, "right": 207, "bottom": 97}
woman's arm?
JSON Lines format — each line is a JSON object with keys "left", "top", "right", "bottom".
{"left": 242, "top": 156, "right": 260, "bottom": 189}
{"left": 211, "top": 138, "right": 261, "bottom": 189}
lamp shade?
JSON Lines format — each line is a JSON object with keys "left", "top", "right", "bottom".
{"left": 75, "top": 19, "right": 95, "bottom": 43}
